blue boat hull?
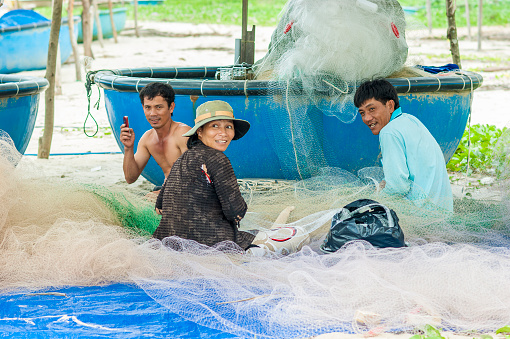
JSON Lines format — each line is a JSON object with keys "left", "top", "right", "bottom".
{"left": 77, "top": 7, "right": 127, "bottom": 42}
{"left": 0, "top": 95, "right": 40, "bottom": 154}
{"left": 134, "top": 0, "right": 164, "bottom": 4}
{"left": 104, "top": 90, "right": 472, "bottom": 184}
{"left": 94, "top": 67, "right": 483, "bottom": 185}
{"left": 0, "top": 75, "right": 48, "bottom": 154}
{"left": 0, "top": 12, "right": 79, "bottom": 74}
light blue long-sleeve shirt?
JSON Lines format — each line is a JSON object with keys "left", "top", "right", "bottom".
{"left": 380, "top": 107, "right": 453, "bottom": 212}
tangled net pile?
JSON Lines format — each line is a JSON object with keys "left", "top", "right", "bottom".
{"left": 254, "top": 0, "right": 408, "bottom": 124}
{"left": 2, "top": 125, "right": 510, "bottom": 337}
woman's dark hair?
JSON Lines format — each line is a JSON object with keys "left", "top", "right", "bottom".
{"left": 139, "top": 82, "right": 176, "bottom": 112}
{"left": 354, "top": 79, "right": 400, "bottom": 109}
{"left": 186, "top": 134, "right": 200, "bottom": 149}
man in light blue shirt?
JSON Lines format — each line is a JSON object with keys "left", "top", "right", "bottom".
{"left": 354, "top": 79, "right": 453, "bottom": 212}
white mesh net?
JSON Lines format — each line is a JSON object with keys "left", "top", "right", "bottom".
{"left": 254, "top": 0, "right": 408, "bottom": 124}
{"left": 2, "top": 128, "right": 510, "bottom": 337}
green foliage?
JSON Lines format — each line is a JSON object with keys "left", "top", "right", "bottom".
{"left": 125, "top": 0, "right": 287, "bottom": 27}
{"left": 409, "top": 324, "right": 445, "bottom": 339}
{"left": 446, "top": 124, "right": 508, "bottom": 175}
{"left": 399, "top": 0, "right": 510, "bottom": 28}
{"left": 496, "top": 325, "right": 510, "bottom": 334}
{"left": 34, "top": 0, "right": 509, "bottom": 27}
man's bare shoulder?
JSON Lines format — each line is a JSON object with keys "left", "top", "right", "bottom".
{"left": 138, "top": 129, "right": 155, "bottom": 147}
{"left": 173, "top": 122, "right": 192, "bottom": 138}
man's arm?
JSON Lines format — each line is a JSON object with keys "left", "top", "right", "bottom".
{"left": 120, "top": 125, "right": 151, "bottom": 184}
{"left": 380, "top": 133, "right": 411, "bottom": 196}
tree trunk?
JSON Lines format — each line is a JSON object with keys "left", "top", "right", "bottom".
{"left": 134, "top": 0, "right": 139, "bottom": 37}
{"left": 426, "top": 0, "right": 432, "bottom": 36}
{"left": 108, "top": 0, "right": 118, "bottom": 42}
{"left": 55, "top": 45, "right": 62, "bottom": 95}
{"left": 477, "top": 0, "right": 483, "bottom": 50}
{"left": 38, "top": 0, "right": 64, "bottom": 159}
{"left": 92, "top": 0, "right": 104, "bottom": 48}
{"left": 464, "top": 0, "right": 471, "bottom": 40}
{"left": 82, "top": 0, "right": 93, "bottom": 57}
{"left": 68, "top": 0, "right": 82, "bottom": 81}
{"left": 446, "top": 0, "right": 462, "bottom": 68}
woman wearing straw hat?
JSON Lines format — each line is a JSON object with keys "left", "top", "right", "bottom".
{"left": 153, "top": 100, "right": 309, "bottom": 255}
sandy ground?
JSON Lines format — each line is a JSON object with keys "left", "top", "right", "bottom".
{"left": 8, "top": 20, "right": 510, "bottom": 338}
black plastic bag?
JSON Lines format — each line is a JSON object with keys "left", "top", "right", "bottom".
{"left": 320, "top": 199, "right": 405, "bottom": 253}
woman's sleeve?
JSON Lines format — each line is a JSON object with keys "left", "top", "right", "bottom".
{"left": 155, "top": 179, "right": 167, "bottom": 211}
{"left": 208, "top": 153, "right": 247, "bottom": 223}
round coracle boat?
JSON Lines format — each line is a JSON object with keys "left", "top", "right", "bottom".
{"left": 93, "top": 66, "right": 483, "bottom": 185}
{"left": 0, "top": 74, "right": 48, "bottom": 154}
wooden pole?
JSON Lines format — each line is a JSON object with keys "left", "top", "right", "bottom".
{"left": 92, "top": 0, "right": 104, "bottom": 47}
{"left": 68, "top": 0, "right": 82, "bottom": 81}
{"left": 240, "top": 0, "right": 247, "bottom": 62}
{"left": 108, "top": 0, "right": 118, "bottom": 43}
{"left": 82, "top": 0, "right": 93, "bottom": 57}
{"left": 239, "top": 0, "right": 254, "bottom": 64}
{"left": 55, "top": 45, "right": 62, "bottom": 95}
{"left": 477, "top": 0, "right": 482, "bottom": 50}
{"left": 134, "top": 0, "right": 139, "bottom": 37}
{"left": 446, "top": 0, "right": 462, "bottom": 68}
{"left": 426, "top": 0, "right": 432, "bottom": 36}
{"left": 464, "top": 0, "right": 471, "bottom": 40}
{"left": 38, "top": 0, "right": 63, "bottom": 159}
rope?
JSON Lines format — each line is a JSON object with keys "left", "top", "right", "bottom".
{"left": 84, "top": 70, "right": 102, "bottom": 137}
{"left": 322, "top": 79, "right": 348, "bottom": 94}
{"left": 462, "top": 72, "right": 476, "bottom": 195}
{"left": 435, "top": 77, "right": 442, "bottom": 92}
{"left": 200, "top": 79, "right": 208, "bottom": 97}
{"left": 286, "top": 80, "right": 304, "bottom": 180}
{"left": 238, "top": 179, "right": 295, "bottom": 192}
{"left": 404, "top": 78, "right": 411, "bottom": 93}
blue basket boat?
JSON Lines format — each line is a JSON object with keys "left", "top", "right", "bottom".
{"left": 0, "top": 74, "right": 48, "bottom": 154}
{"left": 93, "top": 67, "right": 483, "bottom": 185}
{"left": 0, "top": 9, "right": 80, "bottom": 74}
{"left": 77, "top": 7, "right": 127, "bottom": 42}
{"left": 129, "top": 0, "right": 164, "bottom": 5}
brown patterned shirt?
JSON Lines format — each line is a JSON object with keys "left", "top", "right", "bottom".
{"left": 153, "top": 141, "right": 255, "bottom": 249}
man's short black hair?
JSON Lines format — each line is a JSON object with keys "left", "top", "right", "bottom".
{"left": 139, "top": 82, "right": 176, "bottom": 110}
{"left": 354, "top": 78, "right": 400, "bottom": 110}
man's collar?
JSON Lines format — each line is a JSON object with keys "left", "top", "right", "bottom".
{"left": 389, "top": 107, "right": 402, "bottom": 122}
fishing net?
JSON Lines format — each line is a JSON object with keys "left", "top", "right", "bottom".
{"left": 250, "top": 0, "right": 415, "bottom": 180}
{"left": 1, "top": 0, "right": 509, "bottom": 336}
{"left": 2, "top": 127, "right": 510, "bottom": 337}
{"left": 254, "top": 0, "right": 408, "bottom": 124}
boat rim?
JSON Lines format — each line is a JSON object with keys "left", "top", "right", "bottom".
{"left": 92, "top": 66, "right": 483, "bottom": 96}
{"left": 0, "top": 16, "right": 81, "bottom": 34}
{"left": 0, "top": 74, "right": 49, "bottom": 98}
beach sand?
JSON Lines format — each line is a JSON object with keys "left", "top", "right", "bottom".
{"left": 10, "top": 20, "right": 510, "bottom": 338}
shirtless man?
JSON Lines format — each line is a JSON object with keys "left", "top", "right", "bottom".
{"left": 120, "top": 82, "right": 191, "bottom": 185}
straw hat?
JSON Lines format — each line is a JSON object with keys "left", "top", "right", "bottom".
{"left": 183, "top": 100, "right": 250, "bottom": 140}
